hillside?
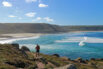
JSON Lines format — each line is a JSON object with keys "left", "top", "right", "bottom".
{"left": 0, "top": 44, "right": 69, "bottom": 69}
{"left": 62, "top": 25, "right": 103, "bottom": 32}
{"left": 0, "top": 44, "right": 103, "bottom": 69}
{"left": 0, "top": 23, "right": 66, "bottom": 34}
{"left": 0, "top": 23, "right": 103, "bottom": 34}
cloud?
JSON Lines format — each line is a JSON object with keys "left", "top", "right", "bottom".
{"left": 36, "top": 17, "right": 42, "bottom": 20}
{"left": 25, "top": 12, "right": 36, "bottom": 17}
{"left": 2, "top": 1, "right": 12, "bottom": 7}
{"left": 8, "top": 15, "right": 16, "bottom": 18}
{"left": 39, "top": 4, "right": 48, "bottom": 7}
{"left": 32, "top": 17, "right": 54, "bottom": 23}
{"left": 32, "top": 17, "right": 42, "bottom": 22}
{"left": 44, "top": 17, "right": 54, "bottom": 22}
{"left": 25, "top": 0, "right": 37, "bottom": 3}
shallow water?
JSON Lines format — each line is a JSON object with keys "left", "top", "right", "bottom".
{"left": 13, "top": 32, "right": 103, "bottom": 59}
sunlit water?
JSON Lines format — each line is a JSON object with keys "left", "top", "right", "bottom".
{"left": 13, "top": 32, "right": 103, "bottom": 59}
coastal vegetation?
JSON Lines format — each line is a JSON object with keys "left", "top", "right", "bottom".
{"left": 0, "top": 44, "right": 103, "bottom": 69}
{"left": 0, "top": 23, "right": 103, "bottom": 34}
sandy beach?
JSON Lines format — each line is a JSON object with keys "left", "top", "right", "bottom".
{"left": 1, "top": 33, "right": 43, "bottom": 38}
{"left": 0, "top": 31, "right": 102, "bottom": 39}
{"left": 0, "top": 33, "right": 44, "bottom": 44}
{"left": 0, "top": 31, "right": 102, "bottom": 44}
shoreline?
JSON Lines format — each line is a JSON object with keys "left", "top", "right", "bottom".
{"left": 1, "top": 44, "right": 103, "bottom": 69}
{"left": 0, "top": 32, "right": 103, "bottom": 60}
{"left": 0, "top": 33, "right": 44, "bottom": 44}
{"left": 0, "top": 31, "right": 103, "bottom": 37}
{"left": 0, "top": 31, "right": 103, "bottom": 44}
{"left": 70, "top": 30, "right": 103, "bottom": 33}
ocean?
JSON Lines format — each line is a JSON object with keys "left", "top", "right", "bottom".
{"left": 13, "top": 32, "right": 103, "bottom": 60}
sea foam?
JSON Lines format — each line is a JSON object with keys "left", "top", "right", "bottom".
{"left": 79, "top": 37, "right": 87, "bottom": 46}
{"left": 55, "top": 37, "right": 103, "bottom": 43}
{"left": 0, "top": 36, "right": 40, "bottom": 44}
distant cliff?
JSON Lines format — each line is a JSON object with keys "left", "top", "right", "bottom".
{"left": 62, "top": 25, "right": 103, "bottom": 32}
{"left": 0, "top": 23, "right": 66, "bottom": 34}
{"left": 0, "top": 23, "right": 103, "bottom": 34}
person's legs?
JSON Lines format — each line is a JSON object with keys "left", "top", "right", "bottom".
{"left": 36, "top": 50, "right": 38, "bottom": 57}
{"left": 37, "top": 50, "right": 40, "bottom": 57}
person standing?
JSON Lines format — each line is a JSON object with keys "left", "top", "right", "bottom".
{"left": 35, "top": 44, "right": 40, "bottom": 57}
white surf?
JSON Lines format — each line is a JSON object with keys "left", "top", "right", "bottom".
{"left": 79, "top": 37, "right": 87, "bottom": 46}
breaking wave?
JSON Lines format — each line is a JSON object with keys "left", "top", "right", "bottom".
{"left": 0, "top": 36, "right": 40, "bottom": 44}
{"left": 79, "top": 37, "right": 87, "bottom": 46}
{"left": 55, "top": 37, "right": 103, "bottom": 43}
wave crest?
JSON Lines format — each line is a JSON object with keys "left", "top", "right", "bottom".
{"left": 0, "top": 36, "right": 40, "bottom": 44}
{"left": 55, "top": 37, "right": 103, "bottom": 43}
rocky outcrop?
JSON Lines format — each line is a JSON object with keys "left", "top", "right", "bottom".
{"left": 75, "top": 57, "right": 82, "bottom": 61}
{"left": 74, "top": 57, "right": 86, "bottom": 63}
{"left": 53, "top": 54, "right": 60, "bottom": 57}
{"left": 90, "top": 58, "right": 96, "bottom": 61}
{"left": 1, "top": 44, "right": 103, "bottom": 69}
{"left": 21, "top": 46, "right": 30, "bottom": 52}
{"left": 61, "top": 57, "right": 70, "bottom": 61}
{"left": 11, "top": 43, "right": 19, "bottom": 50}
{"left": 5, "top": 61, "right": 25, "bottom": 68}
{"left": 67, "top": 64, "right": 77, "bottom": 69}
{"left": 20, "top": 46, "right": 30, "bottom": 58}
{"left": 0, "top": 44, "right": 37, "bottom": 69}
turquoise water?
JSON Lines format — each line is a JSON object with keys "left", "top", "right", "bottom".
{"left": 13, "top": 32, "right": 103, "bottom": 59}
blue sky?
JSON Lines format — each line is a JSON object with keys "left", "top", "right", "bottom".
{"left": 0, "top": 0, "right": 103, "bottom": 25}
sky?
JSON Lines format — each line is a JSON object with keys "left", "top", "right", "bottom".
{"left": 0, "top": 0, "right": 103, "bottom": 25}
